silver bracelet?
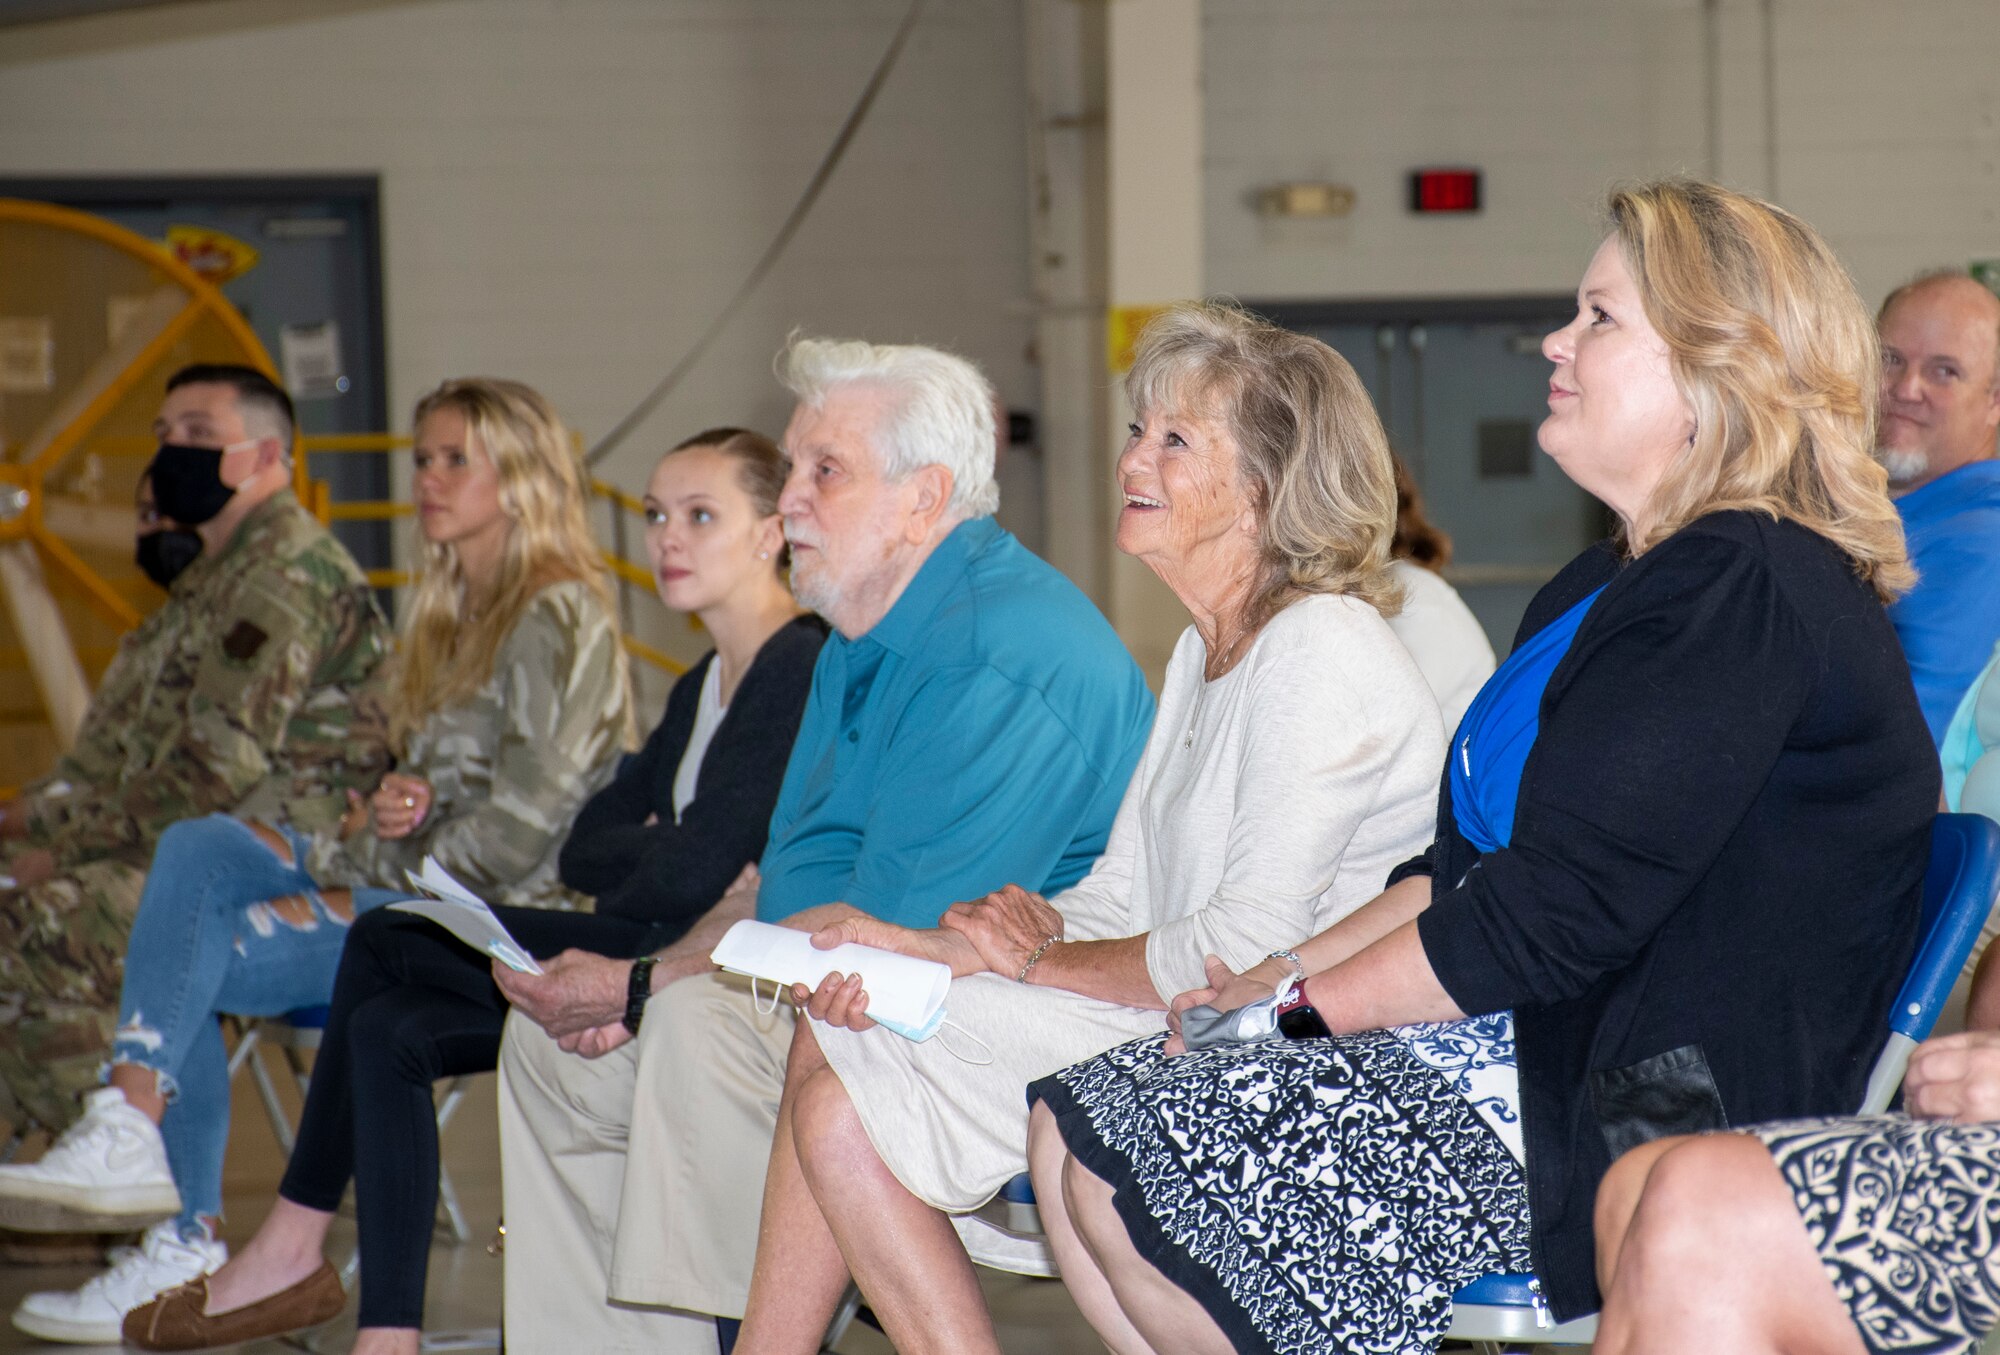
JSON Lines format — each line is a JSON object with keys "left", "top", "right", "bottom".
{"left": 1268, "top": 948, "right": 1307, "bottom": 984}
{"left": 1017, "top": 933, "right": 1060, "bottom": 983}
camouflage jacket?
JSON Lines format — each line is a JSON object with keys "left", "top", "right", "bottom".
{"left": 23, "top": 489, "right": 392, "bottom": 871}
{"left": 318, "top": 579, "right": 633, "bottom": 909}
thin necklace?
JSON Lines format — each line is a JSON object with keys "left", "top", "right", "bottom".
{"left": 1185, "top": 623, "right": 1253, "bottom": 749}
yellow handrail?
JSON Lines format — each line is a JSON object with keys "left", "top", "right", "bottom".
{"left": 328, "top": 502, "right": 413, "bottom": 521}
{"left": 298, "top": 433, "right": 411, "bottom": 453}
{"left": 589, "top": 477, "right": 647, "bottom": 517}
{"left": 602, "top": 551, "right": 653, "bottom": 591}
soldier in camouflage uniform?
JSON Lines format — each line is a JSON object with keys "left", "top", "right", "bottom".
{"left": 0, "top": 379, "right": 627, "bottom": 1296}
{"left": 0, "top": 366, "right": 391, "bottom": 1135}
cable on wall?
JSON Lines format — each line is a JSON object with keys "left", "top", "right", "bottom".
{"left": 585, "top": 0, "right": 926, "bottom": 469}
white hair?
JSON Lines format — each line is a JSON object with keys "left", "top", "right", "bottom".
{"left": 777, "top": 335, "right": 1000, "bottom": 519}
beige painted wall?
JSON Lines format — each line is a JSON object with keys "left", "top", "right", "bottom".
{"left": 0, "top": 0, "right": 1040, "bottom": 700}
{"left": 1203, "top": 0, "right": 2000, "bottom": 307}
{"left": 4, "top": 0, "right": 1996, "bottom": 699}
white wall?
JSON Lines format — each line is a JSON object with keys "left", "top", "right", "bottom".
{"left": 1203, "top": 0, "right": 2000, "bottom": 308}
{"left": 0, "top": 0, "right": 1037, "bottom": 693}
{"left": 6, "top": 0, "right": 1997, "bottom": 696}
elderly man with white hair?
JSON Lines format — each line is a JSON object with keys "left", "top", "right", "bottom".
{"left": 489, "top": 337, "right": 1153, "bottom": 1353}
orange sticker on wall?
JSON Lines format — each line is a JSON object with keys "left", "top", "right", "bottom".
{"left": 163, "top": 225, "right": 260, "bottom": 285}
{"left": 1107, "top": 304, "right": 1173, "bottom": 375}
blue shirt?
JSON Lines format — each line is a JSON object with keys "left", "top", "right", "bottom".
{"left": 756, "top": 517, "right": 1154, "bottom": 929}
{"left": 1890, "top": 460, "right": 2000, "bottom": 744}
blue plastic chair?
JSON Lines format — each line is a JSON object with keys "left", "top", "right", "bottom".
{"left": 1449, "top": 811, "right": 2000, "bottom": 1348}
{"left": 937, "top": 815, "right": 2000, "bottom": 1352}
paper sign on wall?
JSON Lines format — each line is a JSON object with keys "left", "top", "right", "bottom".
{"left": 0, "top": 316, "right": 54, "bottom": 394}
{"left": 280, "top": 321, "right": 347, "bottom": 400}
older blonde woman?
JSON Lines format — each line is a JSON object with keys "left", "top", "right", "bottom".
{"left": 728, "top": 302, "right": 1446, "bottom": 1353}
{"left": 1027, "top": 180, "right": 1941, "bottom": 1355}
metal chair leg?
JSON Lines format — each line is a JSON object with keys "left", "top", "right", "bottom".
{"left": 223, "top": 1017, "right": 260, "bottom": 1080}
{"left": 823, "top": 1285, "right": 861, "bottom": 1351}
{"left": 247, "top": 1042, "right": 297, "bottom": 1156}
{"left": 433, "top": 1076, "right": 471, "bottom": 1242}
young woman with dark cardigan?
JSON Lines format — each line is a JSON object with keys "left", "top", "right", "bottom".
{"left": 124, "top": 429, "right": 824, "bottom": 1354}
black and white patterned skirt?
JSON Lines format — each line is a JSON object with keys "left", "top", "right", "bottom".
{"left": 1029, "top": 1025, "right": 1534, "bottom": 1355}
{"left": 1752, "top": 1116, "right": 2000, "bottom": 1355}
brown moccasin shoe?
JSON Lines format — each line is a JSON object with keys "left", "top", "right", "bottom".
{"left": 122, "top": 1259, "right": 345, "bottom": 1350}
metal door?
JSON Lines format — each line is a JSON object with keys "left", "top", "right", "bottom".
{"left": 1271, "top": 300, "right": 1608, "bottom": 653}
{"left": 0, "top": 176, "right": 391, "bottom": 575}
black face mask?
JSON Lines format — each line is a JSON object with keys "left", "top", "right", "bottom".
{"left": 135, "top": 528, "right": 204, "bottom": 589}
{"left": 147, "top": 443, "right": 236, "bottom": 525}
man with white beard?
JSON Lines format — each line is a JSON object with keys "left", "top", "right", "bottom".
{"left": 487, "top": 336, "right": 1153, "bottom": 1353}
{"left": 1876, "top": 270, "right": 2000, "bottom": 744}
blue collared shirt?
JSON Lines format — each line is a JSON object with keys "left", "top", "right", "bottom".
{"left": 1890, "top": 460, "right": 2000, "bottom": 744}
{"left": 756, "top": 517, "right": 1154, "bottom": 929}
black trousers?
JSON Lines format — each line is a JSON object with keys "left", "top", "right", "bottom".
{"left": 276, "top": 904, "right": 657, "bottom": 1329}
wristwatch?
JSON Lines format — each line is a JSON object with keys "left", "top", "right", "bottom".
{"left": 623, "top": 956, "right": 659, "bottom": 1036}
{"left": 1275, "top": 980, "right": 1331, "bottom": 1040}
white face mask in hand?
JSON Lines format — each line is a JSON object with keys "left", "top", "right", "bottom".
{"left": 1179, "top": 975, "right": 1300, "bottom": 1051}
{"left": 873, "top": 1005, "right": 946, "bottom": 1043}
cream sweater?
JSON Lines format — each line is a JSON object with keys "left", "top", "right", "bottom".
{"left": 814, "top": 592, "right": 1445, "bottom": 1272}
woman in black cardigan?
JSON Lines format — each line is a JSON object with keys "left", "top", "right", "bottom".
{"left": 139, "top": 429, "right": 824, "bottom": 1354}
{"left": 1025, "top": 180, "right": 1939, "bottom": 1355}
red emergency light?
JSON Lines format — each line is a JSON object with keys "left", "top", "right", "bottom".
{"left": 1409, "top": 168, "right": 1482, "bottom": 214}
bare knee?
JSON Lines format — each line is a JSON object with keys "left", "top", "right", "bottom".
{"left": 1622, "top": 1135, "right": 1783, "bottom": 1279}
{"left": 1602, "top": 1133, "right": 1855, "bottom": 1355}
{"left": 1595, "top": 1134, "right": 1696, "bottom": 1283}
{"left": 790, "top": 1064, "right": 868, "bottom": 1185}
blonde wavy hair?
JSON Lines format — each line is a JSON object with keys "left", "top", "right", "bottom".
{"left": 386, "top": 377, "right": 618, "bottom": 748}
{"left": 1126, "top": 301, "right": 1401, "bottom": 626}
{"left": 1607, "top": 179, "right": 1914, "bottom": 600}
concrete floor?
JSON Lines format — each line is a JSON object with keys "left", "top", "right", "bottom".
{"left": 0, "top": 1059, "right": 1608, "bottom": 1354}
{"left": 0, "top": 1060, "right": 1106, "bottom": 1355}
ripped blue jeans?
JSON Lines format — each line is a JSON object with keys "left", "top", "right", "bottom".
{"left": 110, "top": 814, "right": 399, "bottom": 1236}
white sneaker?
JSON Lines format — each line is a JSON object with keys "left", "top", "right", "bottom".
{"left": 0, "top": 1088, "right": 181, "bottom": 1232}
{"left": 11, "top": 1219, "right": 225, "bottom": 1344}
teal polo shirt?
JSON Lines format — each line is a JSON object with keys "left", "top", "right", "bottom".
{"left": 755, "top": 516, "right": 1153, "bottom": 928}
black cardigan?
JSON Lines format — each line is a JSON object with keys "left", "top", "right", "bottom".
{"left": 558, "top": 615, "right": 825, "bottom": 945}
{"left": 1411, "top": 511, "right": 1938, "bottom": 1320}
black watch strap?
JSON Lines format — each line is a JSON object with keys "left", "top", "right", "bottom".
{"left": 623, "top": 956, "right": 658, "bottom": 1036}
{"left": 1275, "top": 982, "right": 1331, "bottom": 1041}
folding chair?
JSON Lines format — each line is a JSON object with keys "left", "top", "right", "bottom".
{"left": 225, "top": 1005, "right": 479, "bottom": 1243}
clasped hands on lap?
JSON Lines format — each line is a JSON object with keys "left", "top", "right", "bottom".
{"left": 791, "top": 883, "right": 1063, "bottom": 1029}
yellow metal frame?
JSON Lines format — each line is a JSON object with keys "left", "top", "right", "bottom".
{"left": 0, "top": 199, "right": 281, "bottom": 630}
{"left": 0, "top": 200, "right": 680, "bottom": 681}
{"left": 299, "top": 436, "right": 683, "bottom": 675}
